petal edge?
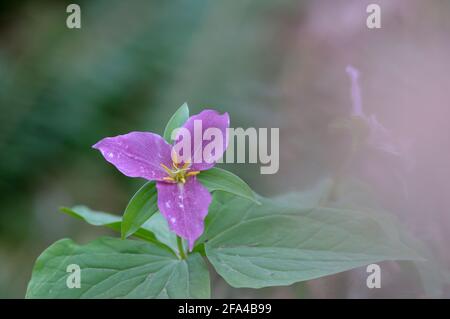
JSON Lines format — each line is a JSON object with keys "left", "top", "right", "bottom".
{"left": 93, "top": 132, "right": 172, "bottom": 181}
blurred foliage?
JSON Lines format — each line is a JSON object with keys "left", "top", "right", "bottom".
{"left": 0, "top": 0, "right": 302, "bottom": 298}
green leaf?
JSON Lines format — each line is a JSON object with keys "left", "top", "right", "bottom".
{"left": 202, "top": 192, "right": 422, "bottom": 289}
{"left": 61, "top": 205, "right": 121, "bottom": 226}
{"left": 26, "top": 237, "right": 210, "bottom": 299}
{"left": 143, "top": 213, "right": 178, "bottom": 252}
{"left": 121, "top": 182, "right": 159, "bottom": 239}
{"left": 163, "top": 103, "right": 189, "bottom": 143}
{"left": 197, "top": 167, "right": 260, "bottom": 204}
{"left": 61, "top": 206, "right": 178, "bottom": 253}
{"left": 60, "top": 206, "right": 158, "bottom": 244}
{"left": 271, "top": 178, "right": 333, "bottom": 209}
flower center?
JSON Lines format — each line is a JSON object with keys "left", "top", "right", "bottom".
{"left": 160, "top": 161, "right": 199, "bottom": 184}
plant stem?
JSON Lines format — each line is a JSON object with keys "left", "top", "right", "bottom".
{"left": 320, "top": 134, "right": 359, "bottom": 206}
{"left": 177, "top": 236, "right": 187, "bottom": 259}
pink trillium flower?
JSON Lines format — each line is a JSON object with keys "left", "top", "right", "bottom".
{"left": 93, "top": 109, "right": 230, "bottom": 250}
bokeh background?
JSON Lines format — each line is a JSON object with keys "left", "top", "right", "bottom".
{"left": 1, "top": 0, "right": 449, "bottom": 298}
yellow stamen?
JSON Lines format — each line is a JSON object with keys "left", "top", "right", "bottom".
{"left": 186, "top": 171, "right": 200, "bottom": 177}
{"left": 171, "top": 150, "right": 180, "bottom": 165}
{"left": 160, "top": 163, "right": 173, "bottom": 175}
{"left": 161, "top": 159, "right": 198, "bottom": 184}
{"left": 181, "top": 162, "right": 190, "bottom": 170}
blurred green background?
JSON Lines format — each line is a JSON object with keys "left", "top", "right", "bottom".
{"left": 1, "top": 0, "right": 450, "bottom": 298}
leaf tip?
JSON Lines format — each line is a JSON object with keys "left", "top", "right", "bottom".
{"left": 59, "top": 206, "right": 73, "bottom": 215}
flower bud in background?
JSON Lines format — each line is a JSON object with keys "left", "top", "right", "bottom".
{"left": 345, "top": 65, "right": 410, "bottom": 160}
{"left": 330, "top": 66, "right": 414, "bottom": 203}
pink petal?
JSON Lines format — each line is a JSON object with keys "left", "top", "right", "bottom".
{"left": 346, "top": 65, "right": 363, "bottom": 117}
{"left": 174, "top": 109, "right": 230, "bottom": 171}
{"left": 156, "top": 178, "right": 212, "bottom": 251}
{"left": 93, "top": 132, "right": 172, "bottom": 181}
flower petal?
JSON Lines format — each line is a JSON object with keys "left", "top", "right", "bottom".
{"left": 346, "top": 65, "right": 363, "bottom": 117}
{"left": 156, "top": 178, "right": 212, "bottom": 251}
{"left": 93, "top": 132, "right": 172, "bottom": 181}
{"left": 174, "top": 109, "right": 230, "bottom": 171}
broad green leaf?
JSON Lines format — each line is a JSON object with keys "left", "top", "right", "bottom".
{"left": 60, "top": 206, "right": 158, "bottom": 244}
{"left": 143, "top": 213, "right": 178, "bottom": 252}
{"left": 61, "top": 206, "right": 177, "bottom": 253}
{"left": 122, "top": 182, "right": 158, "bottom": 239}
{"left": 277, "top": 178, "right": 333, "bottom": 209}
{"left": 202, "top": 192, "right": 421, "bottom": 289}
{"left": 61, "top": 205, "right": 121, "bottom": 226}
{"left": 197, "top": 167, "right": 259, "bottom": 204}
{"left": 26, "top": 237, "right": 210, "bottom": 299}
{"left": 163, "top": 103, "right": 189, "bottom": 143}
